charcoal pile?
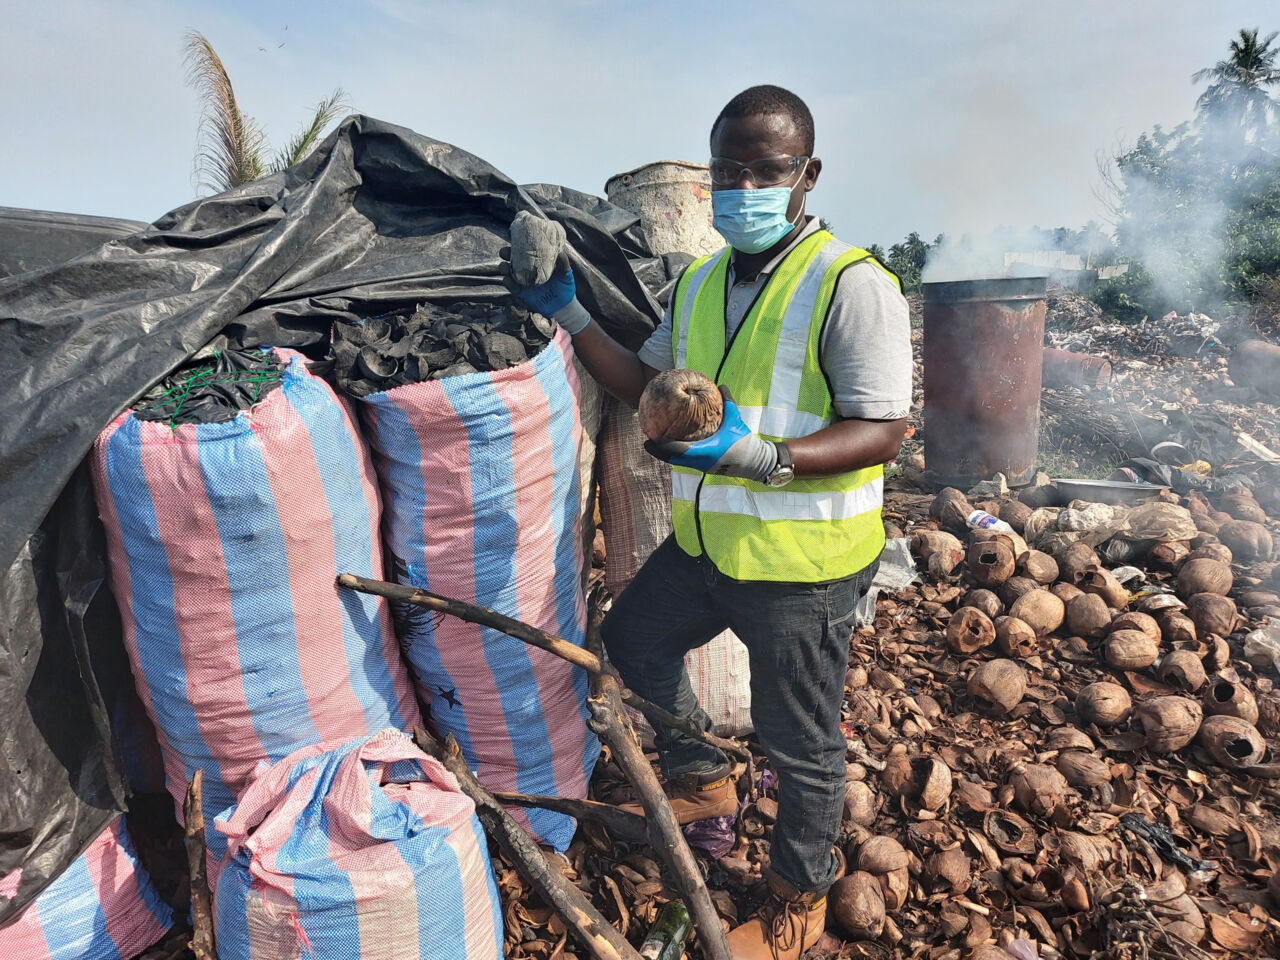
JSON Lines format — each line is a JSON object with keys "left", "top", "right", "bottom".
{"left": 333, "top": 301, "right": 555, "bottom": 395}
{"left": 132, "top": 348, "right": 284, "bottom": 424}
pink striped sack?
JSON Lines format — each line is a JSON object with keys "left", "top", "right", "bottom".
{"left": 0, "top": 816, "right": 172, "bottom": 960}
{"left": 359, "top": 328, "right": 597, "bottom": 852}
{"left": 597, "top": 398, "right": 753, "bottom": 736}
{"left": 91, "top": 350, "right": 421, "bottom": 869}
{"left": 214, "top": 729, "right": 502, "bottom": 960}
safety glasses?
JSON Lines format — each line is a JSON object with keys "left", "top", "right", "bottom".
{"left": 707, "top": 154, "right": 810, "bottom": 188}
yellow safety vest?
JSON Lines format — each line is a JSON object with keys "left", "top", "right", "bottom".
{"left": 669, "top": 229, "right": 897, "bottom": 583}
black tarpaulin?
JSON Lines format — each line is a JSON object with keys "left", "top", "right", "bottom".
{"left": 0, "top": 114, "right": 675, "bottom": 922}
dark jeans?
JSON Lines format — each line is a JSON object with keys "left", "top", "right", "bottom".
{"left": 601, "top": 535, "right": 877, "bottom": 894}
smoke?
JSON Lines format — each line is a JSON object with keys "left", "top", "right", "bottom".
{"left": 921, "top": 227, "right": 1053, "bottom": 284}
{"left": 1099, "top": 115, "right": 1278, "bottom": 315}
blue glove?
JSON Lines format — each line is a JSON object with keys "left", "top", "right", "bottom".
{"left": 644, "top": 388, "right": 780, "bottom": 482}
{"left": 513, "top": 267, "right": 592, "bottom": 334}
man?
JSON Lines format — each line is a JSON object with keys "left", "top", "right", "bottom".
{"left": 513, "top": 85, "right": 912, "bottom": 959}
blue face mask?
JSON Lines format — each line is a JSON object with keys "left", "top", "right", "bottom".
{"left": 711, "top": 177, "right": 805, "bottom": 254}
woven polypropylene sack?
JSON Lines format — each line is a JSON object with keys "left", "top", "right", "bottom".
{"left": 0, "top": 816, "right": 172, "bottom": 960}
{"left": 597, "top": 399, "right": 753, "bottom": 736}
{"left": 359, "top": 328, "right": 596, "bottom": 851}
{"left": 215, "top": 729, "right": 502, "bottom": 960}
{"left": 91, "top": 350, "right": 420, "bottom": 869}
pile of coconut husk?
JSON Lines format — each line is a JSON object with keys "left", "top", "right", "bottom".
{"left": 799, "top": 478, "right": 1280, "bottom": 959}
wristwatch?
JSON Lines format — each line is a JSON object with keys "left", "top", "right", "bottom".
{"left": 764, "top": 442, "right": 795, "bottom": 487}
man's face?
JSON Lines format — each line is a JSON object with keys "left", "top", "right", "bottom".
{"left": 709, "top": 112, "right": 821, "bottom": 223}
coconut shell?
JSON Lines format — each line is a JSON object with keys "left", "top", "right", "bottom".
{"left": 1188, "top": 542, "right": 1233, "bottom": 565}
{"left": 1203, "top": 678, "right": 1259, "bottom": 724}
{"left": 911, "top": 528, "right": 959, "bottom": 557}
{"left": 1186, "top": 593, "right": 1238, "bottom": 638}
{"left": 924, "top": 848, "right": 971, "bottom": 894}
{"left": 1045, "top": 726, "right": 1096, "bottom": 752}
{"left": 1066, "top": 593, "right": 1111, "bottom": 638}
{"left": 1220, "top": 520, "right": 1274, "bottom": 562}
{"left": 856, "top": 836, "right": 909, "bottom": 875}
{"left": 829, "top": 872, "right": 885, "bottom": 938}
{"left": 1157, "top": 649, "right": 1208, "bottom": 692}
{"left": 962, "top": 588, "right": 1003, "bottom": 620}
{"left": 1076, "top": 682, "right": 1132, "bottom": 726}
{"left": 1054, "top": 751, "right": 1110, "bottom": 789}
{"left": 1010, "top": 763, "right": 1068, "bottom": 816}
{"left": 999, "top": 500, "right": 1033, "bottom": 533}
{"left": 998, "top": 576, "right": 1039, "bottom": 606}
{"left": 879, "top": 753, "right": 913, "bottom": 799}
{"left": 843, "top": 781, "right": 879, "bottom": 826}
{"left": 1110, "top": 611, "right": 1161, "bottom": 645}
{"left": 1149, "top": 540, "right": 1191, "bottom": 569}
{"left": 1060, "top": 541, "right": 1101, "bottom": 584}
{"left": 946, "top": 606, "right": 996, "bottom": 654}
{"left": 967, "top": 659, "right": 1027, "bottom": 714}
{"left": 1204, "top": 634, "right": 1232, "bottom": 671}
{"left": 1104, "top": 629, "right": 1160, "bottom": 670}
{"left": 930, "top": 488, "right": 972, "bottom": 532}
{"left": 1176, "top": 558, "right": 1234, "bottom": 598}
{"left": 1018, "top": 549, "right": 1059, "bottom": 584}
{"left": 1198, "top": 715, "right": 1267, "bottom": 768}
{"left": 967, "top": 538, "right": 1016, "bottom": 587}
{"left": 1220, "top": 491, "right": 1269, "bottom": 524}
{"left": 1157, "top": 610, "right": 1198, "bottom": 646}
{"left": 1009, "top": 589, "right": 1066, "bottom": 636}
{"left": 1051, "top": 582, "right": 1086, "bottom": 604}
{"left": 637, "top": 368, "right": 723, "bottom": 441}
{"left": 980, "top": 528, "right": 1030, "bottom": 559}
{"left": 1079, "top": 568, "right": 1129, "bottom": 608}
{"left": 995, "top": 616, "right": 1037, "bottom": 657}
{"left": 912, "top": 756, "right": 952, "bottom": 811}
{"left": 1135, "top": 696, "right": 1203, "bottom": 753}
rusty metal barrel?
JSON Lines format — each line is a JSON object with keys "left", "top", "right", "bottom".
{"left": 922, "top": 277, "right": 1048, "bottom": 489}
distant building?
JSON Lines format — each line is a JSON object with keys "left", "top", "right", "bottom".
{"left": 1003, "top": 251, "right": 1129, "bottom": 293}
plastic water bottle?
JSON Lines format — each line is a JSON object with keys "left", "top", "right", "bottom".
{"left": 967, "top": 509, "right": 1016, "bottom": 534}
{"left": 639, "top": 901, "right": 692, "bottom": 960}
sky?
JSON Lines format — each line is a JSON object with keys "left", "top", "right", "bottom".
{"left": 2, "top": 1, "right": 1277, "bottom": 248}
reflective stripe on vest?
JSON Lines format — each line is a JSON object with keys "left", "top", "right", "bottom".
{"left": 669, "top": 231, "right": 898, "bottom": 582}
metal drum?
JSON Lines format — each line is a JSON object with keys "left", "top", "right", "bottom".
{"left": 922, "top": 276, "right": 1048, "bottom": 489}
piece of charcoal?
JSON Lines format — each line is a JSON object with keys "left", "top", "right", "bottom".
{"left": 482, "top": 332, "right": 528, "bottom": 368}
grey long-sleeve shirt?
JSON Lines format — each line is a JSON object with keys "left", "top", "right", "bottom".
{"left": 637, "top": 216, "right": 913, "bottom": 422}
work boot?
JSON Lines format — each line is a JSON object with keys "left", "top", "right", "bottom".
{"left": 617, "top": 765, "right": 739, "bottom": 824}
{"left": 725, "top": 869, "right": 827, "bottom": 960}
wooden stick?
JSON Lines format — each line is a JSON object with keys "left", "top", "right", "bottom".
{"left": 182, "top": 769, "right": 216, "bottom": 960}
{"left": 337, "top": 573, "right": 749, "bottom": 762}
{"left": 414, "top": 729, "right": 641, "bottom": 960}
{"left": 491, "top": 792, "right": 650, "bottom": 845}
{"left": 583, "top": 595, "right": 732, "bottom": 960}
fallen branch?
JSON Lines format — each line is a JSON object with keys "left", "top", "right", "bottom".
{"left": 492, "top": 791, "right": 649, "bottom": 844}
{"left": 415, "top": 728, "right": 641, "bottom": 960}
{"left": 337, "top": 573, "right": 749, "bottom": 762}
{"left": 182, "top": 770, "right": 216, "bottom": 960}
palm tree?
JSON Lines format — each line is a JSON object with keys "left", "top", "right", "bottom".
{"left": 183, "top": 31, "right": 348, "bottom": 194}
{"left": 1192, "top": 28, "right": 1280, "bottom": 142}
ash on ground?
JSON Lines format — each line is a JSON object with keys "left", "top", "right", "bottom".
{"left": 333, "top": 301, "right": 555, "bottom": 396}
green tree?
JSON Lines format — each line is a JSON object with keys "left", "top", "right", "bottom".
{"left": 183, "top": 31, "right": 348, "bottom": 193}
{"left": 1193, "top": 27, "right": 1280, "bottom": 143}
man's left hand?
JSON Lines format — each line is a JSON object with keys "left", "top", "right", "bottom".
{"left": 644, "top": 387, "right": 780, "bottom": 482}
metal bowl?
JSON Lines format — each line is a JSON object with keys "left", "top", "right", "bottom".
{"left": 1053, "top": 477, "right": 1170, "bottom": 505}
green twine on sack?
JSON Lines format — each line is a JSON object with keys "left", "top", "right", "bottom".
{"left": 133, "top": 349, "right": 286, "bottom": 428}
